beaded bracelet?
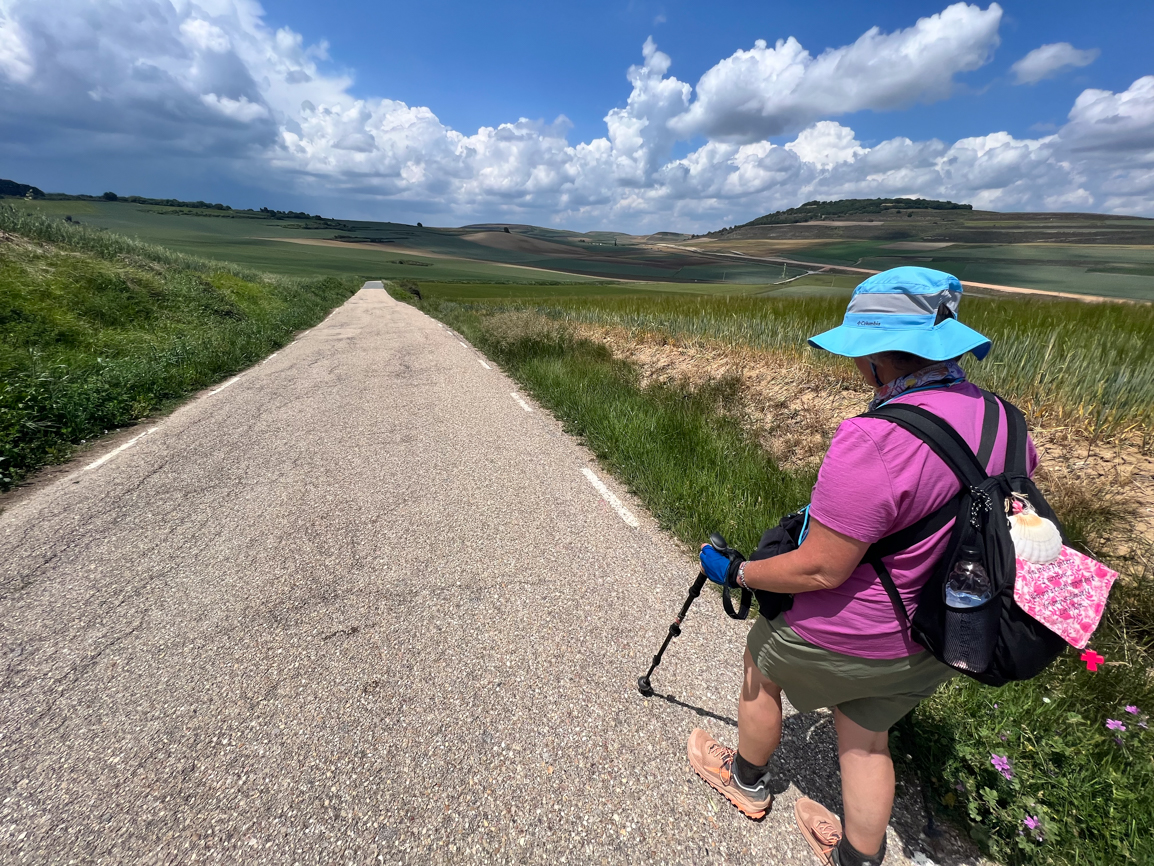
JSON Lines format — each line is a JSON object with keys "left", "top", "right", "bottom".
{"left": 737, "top": 561, "right": 750, "bottom": 590}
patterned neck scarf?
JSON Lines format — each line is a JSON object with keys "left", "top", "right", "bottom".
{"left": 868, "top": 359, "right": 967, "bottom": 411}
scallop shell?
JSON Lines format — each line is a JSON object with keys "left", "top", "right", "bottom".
{"left": 1009, "top": 510, "right": 1062, "bottom": 563}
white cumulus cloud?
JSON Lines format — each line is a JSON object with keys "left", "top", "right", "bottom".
{"left": 0, "top": 5, "right": 33, "bottom": 83}
{"left": 670, "top": 3, "right": 1003, "bottom": 141}
{"left": 785, "top": 122, "right": 865, "bottom": 169}
{"left": 0, "top": 0, "right": 1152, "bottom": 230}
{"left": 1011, "top": 42, "right": 1100, "bottom": 85}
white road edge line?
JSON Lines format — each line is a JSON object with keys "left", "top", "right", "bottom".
{"left": 261, "top": 352, "right": 279, "bottom": 365}
{"left": 210, "top": 375, "right": 243, "bottom": 395}
{"left": 511, "top": 393, "right": 532, "bottom": 412}
{"left": 581, "top": 468, "right": 640, "bottom": 528}
{"left": 478, "top": 359, "right": 491, "bottom": 370}
{"left": 83, "top": 428, "right": 157, "bottom": 472}
{"left": 458, "top": 340, "right": 467, "bottom": 347}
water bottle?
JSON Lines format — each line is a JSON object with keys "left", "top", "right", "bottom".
{"left": 945, "top": 546, "right": 991, "bottom": 608}
{"left": 942, "top": 545, "right": 997, "bottom": 672}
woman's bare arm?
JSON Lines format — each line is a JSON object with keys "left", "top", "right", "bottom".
{"left": 738, "top": 517, "right": 870, "bottom": 594}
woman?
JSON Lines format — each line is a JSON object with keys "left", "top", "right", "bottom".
{"left": 688, "top": 267, "right": 1037, "bottom": 866}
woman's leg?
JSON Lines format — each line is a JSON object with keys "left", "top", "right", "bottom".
{"left": 833, "top": 708, "right": 893, "bottom": 857}
{"left": 738, "top": 647, "right": 783, "bottom": 765}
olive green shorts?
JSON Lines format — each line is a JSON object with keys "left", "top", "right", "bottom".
{"left": 746, "top": 614, "right": 957, "bottom": 732}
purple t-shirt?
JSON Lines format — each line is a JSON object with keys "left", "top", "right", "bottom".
{"left": 785, "top": 382, "right": 1038, "bottom": 659}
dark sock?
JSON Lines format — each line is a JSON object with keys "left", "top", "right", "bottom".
{"left": 831, "top": 835, "right": 886, "bottom": 866}
{"left": 733, "top": 751, "right": 769, "bottom": 787}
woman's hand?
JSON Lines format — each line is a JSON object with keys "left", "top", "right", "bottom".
{"left": 699, "top": 543, "right": 745, "bottom": 586}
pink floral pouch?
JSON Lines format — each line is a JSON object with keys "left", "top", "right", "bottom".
{"left": 1014, "top": 546, "right": 1118, "bottom": 649}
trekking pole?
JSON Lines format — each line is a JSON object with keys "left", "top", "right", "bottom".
{"left": 637, "top": 533, "right": 728, "bottom": 697}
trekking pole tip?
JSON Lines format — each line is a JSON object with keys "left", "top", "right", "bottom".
{"left": 637, "top": 675, "right": 654, "bottom": 697}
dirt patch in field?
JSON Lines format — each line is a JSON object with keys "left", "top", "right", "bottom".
{"left": 460, "top": 231, "right": 587, "bottom": 257}
{"left": 575, "top": 322, "right": 1154, "bottom": 564}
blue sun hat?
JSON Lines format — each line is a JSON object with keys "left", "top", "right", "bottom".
{"left": 808, "top": 266, "right": 992, "bottom": 361}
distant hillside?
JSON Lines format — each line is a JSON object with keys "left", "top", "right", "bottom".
{"left": 0, "top": 178, "right": 328, "bottom": 220}
{"left": 0, "top": 178, "right": 45, "bottom": 199}
{"left": 733, "top": 197, "right": 971, "bottom": 230}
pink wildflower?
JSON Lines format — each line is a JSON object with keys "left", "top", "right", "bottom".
{"left": 991, "top": 754, "right": 1013, "bottom": 779}
{"left": 1106, "top": 719, "right": 1126, "bottom": 731}
{"left": 1125, "top": 705, "right": 1139, "bottom": 714}
{"left": 1024, "top": 816, "right": 1040, "bottom": 830}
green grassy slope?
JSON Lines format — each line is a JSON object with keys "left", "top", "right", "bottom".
{"left": 8, "top": 199, "right": 604, "bottom": 283}
{"left": 0, "top": 207, "right": 358, "bottom": 488}
{"left": 12, "top": 195, "right": 1154, "bottom": 299}
{"left": 701, "top": 208, "right": 1154, "bottom": 301}
{"left": 7, "top": 199, "right": 805, "bottom": 286}
{"left": 784, "top": 239, "right": 1154, "bottom": 299}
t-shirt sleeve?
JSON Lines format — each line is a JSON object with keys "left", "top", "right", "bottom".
{"left": 809, "top": 418, "right": 899, "bottom": 544}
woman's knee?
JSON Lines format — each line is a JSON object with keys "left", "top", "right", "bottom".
{"left": 833, "top": 707, "right": 891, "bottom": 756}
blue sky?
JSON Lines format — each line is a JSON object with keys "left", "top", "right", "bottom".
{"left": 1, "top": 1, "right": 1152, "bottom": 231}
{"left": 273, "top": 0, "right": 1149, "bottom": 147}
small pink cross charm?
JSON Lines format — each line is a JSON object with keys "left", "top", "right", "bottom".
{"left": 1081, "top": 649, "right": 1105, "bottom": 672}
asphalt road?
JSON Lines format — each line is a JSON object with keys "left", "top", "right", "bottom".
{"left": 0, "top": 285, "right": 969, "bottom": 864}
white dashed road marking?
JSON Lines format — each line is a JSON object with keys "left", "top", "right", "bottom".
{"left": 210, "top": 375, "right": 243, "bottom": 396}
{"left": 458, "top": 341, "right": 467, "bottom": 347}
{"left": 581, "top": 467, "right": 640, "bottom": 528}
{"left": 83, "top": 428, "right": 157, "bottom": 472}
{"left": 261, "top": 352, "right": 279, "bottom": 365}
{"left": 477, "top": 359, "right": 491, "bottom": 370}
{"left": 511, "top": 393, "right": 532, "bottom": 412}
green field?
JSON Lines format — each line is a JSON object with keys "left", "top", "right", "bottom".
{"left": 11, "top": 195, "right": 1154, "bottom": 300}
{"left": 10, "top": 198, "right": 803, "bottom": 285}
{"left": 786, "top": 239, "right": 1154, "bottom": 299}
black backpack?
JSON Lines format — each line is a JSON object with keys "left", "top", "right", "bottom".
{"left": 743, "top": 390, "right": 1067, "bottom": 687}
{"left": 861, "top": 390, "right": 1068, "bottom": 686}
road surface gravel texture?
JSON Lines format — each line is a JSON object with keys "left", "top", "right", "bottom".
{"left": 1, "top": 285, "right": 952, "bottom": 864}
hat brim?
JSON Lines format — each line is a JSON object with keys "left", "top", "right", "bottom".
{"left": 808, "top": 318, "right": 992, "bottom": 361}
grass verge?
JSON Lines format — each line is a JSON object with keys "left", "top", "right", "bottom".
{"left": 482, "top": 292, "right": 1154, "bottom": 444}
{"left": 400, "top": 290, "right": 1154, "bottom": 866}
{"left": 1, "top": 208, "right": 358, "bottom": 488}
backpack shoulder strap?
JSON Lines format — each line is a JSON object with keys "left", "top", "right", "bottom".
{"left": 866, "top": 391, "right": 1001, "bottom": 560}
{"left": 866, "top": 490, "right": 963, "bottom": 561}
{"left": 997, "top": 394, "right": 1030, "bottom": 476}
{"left": 976, "top": 390, "right": 1000, "bottom": 469}
{"left": 861, "top": 402, "right": 988, "bottom": 488}
{"left": 871, "top": 560, "right": 911, "bottom": 626}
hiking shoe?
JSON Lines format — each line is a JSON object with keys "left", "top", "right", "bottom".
{"left": 794, "top": 797, "right": 843, "bottom": 865}
{"left": 686, "top": 728, "right": 772, "bottom": 819}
